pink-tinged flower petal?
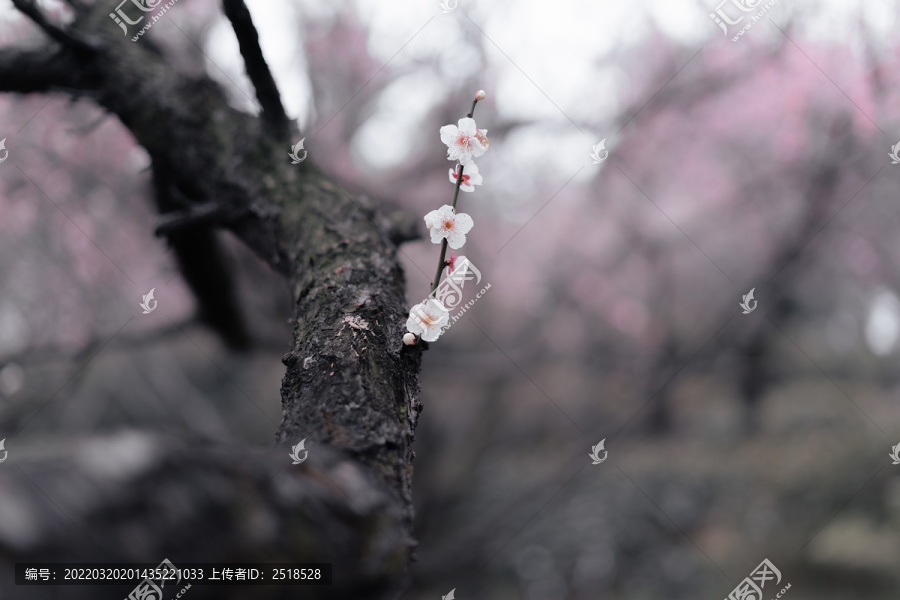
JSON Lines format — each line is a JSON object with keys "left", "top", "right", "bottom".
{"left": 475, "top": 129, "right": 490, "bottom": 149}
{"left": 440, "top": 124, "right": 458, "bottom": 145}
{"left": 456, "top": 139, "right": 485, "bottom": 165}
{"left": 446, "top": 231, "right": 467, "bottom": 249}
{"left": 453, "top": 212, "right": 474, "bottom": 235}
{"left": 430, "top": 227, "right": 446, "bottom": 244}
{"left": 420, "top": 324, "right": 444, "bottom": 342}
{"left": 447, "top": 145, "right": 465, "bottom": 163}
{"left": 426, "top": 205, "right": 456, "bottom": 245}
{"left": 432, "top": 204, "right": 455, "bottom": 224}
{"left": 424, "top": 208, "right": 441, "bottom": 229}
{"left": 457, "top": 118, "right": 477, "bottom": 136}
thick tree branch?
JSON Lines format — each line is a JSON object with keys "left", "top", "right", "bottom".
{"left": 0, "top": 3, "right": 423, "bottom": 596}
{"left": 0, "top": 47, "right": 94, "bottom": 93}
{"left": 221, "top": 0, "right": 291, "bottom": 139}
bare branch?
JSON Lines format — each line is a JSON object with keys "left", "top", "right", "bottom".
{"left": 221, "top": 0, "right": 291, "bottom": 138}
{"left": 11, "top": 0, "right": 100, "bottom": 54}
{"left": 0, "top": 47, "right": 91, "bottom": 93}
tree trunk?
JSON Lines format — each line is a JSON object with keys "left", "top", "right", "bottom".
{"left": 0, "top": 2, "right": 423, "bottom": 598}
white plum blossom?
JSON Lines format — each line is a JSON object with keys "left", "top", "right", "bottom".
{"left": 424, "top": 205, "right": 474, "bottom": 249}
{"left": 449, "top": 163, "right": 483, "bottom": 192}
{"left": 440, "top": 118, "right": 487, "bottom": 165}
{"left": 406, "top": 298, "right": 450, "bottom": 342}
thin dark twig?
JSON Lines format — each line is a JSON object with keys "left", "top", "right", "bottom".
{"left": 221, "top": 0, "right": 290, "bottom": 138}
{"left": 11, "top": 0, "right": 99, "bottom": 54}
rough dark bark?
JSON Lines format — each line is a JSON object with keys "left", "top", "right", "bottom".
{"left": 0, "top": 2, "right": 423, "bottom": 598}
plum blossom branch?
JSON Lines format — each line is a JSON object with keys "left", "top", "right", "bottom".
{"left": 405, "top": 91, "right": 490, "bottom": 345}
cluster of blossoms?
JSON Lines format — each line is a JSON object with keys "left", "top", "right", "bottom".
{"left": 404, "top": 91, "right": 490, "bottom": 345}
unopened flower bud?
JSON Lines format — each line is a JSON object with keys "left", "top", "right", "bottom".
{"left": 403, "top": 333, "right": 417, "bottom": 346}
{"left": 475, "top": 90, "right": 486, "bottom": 101}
